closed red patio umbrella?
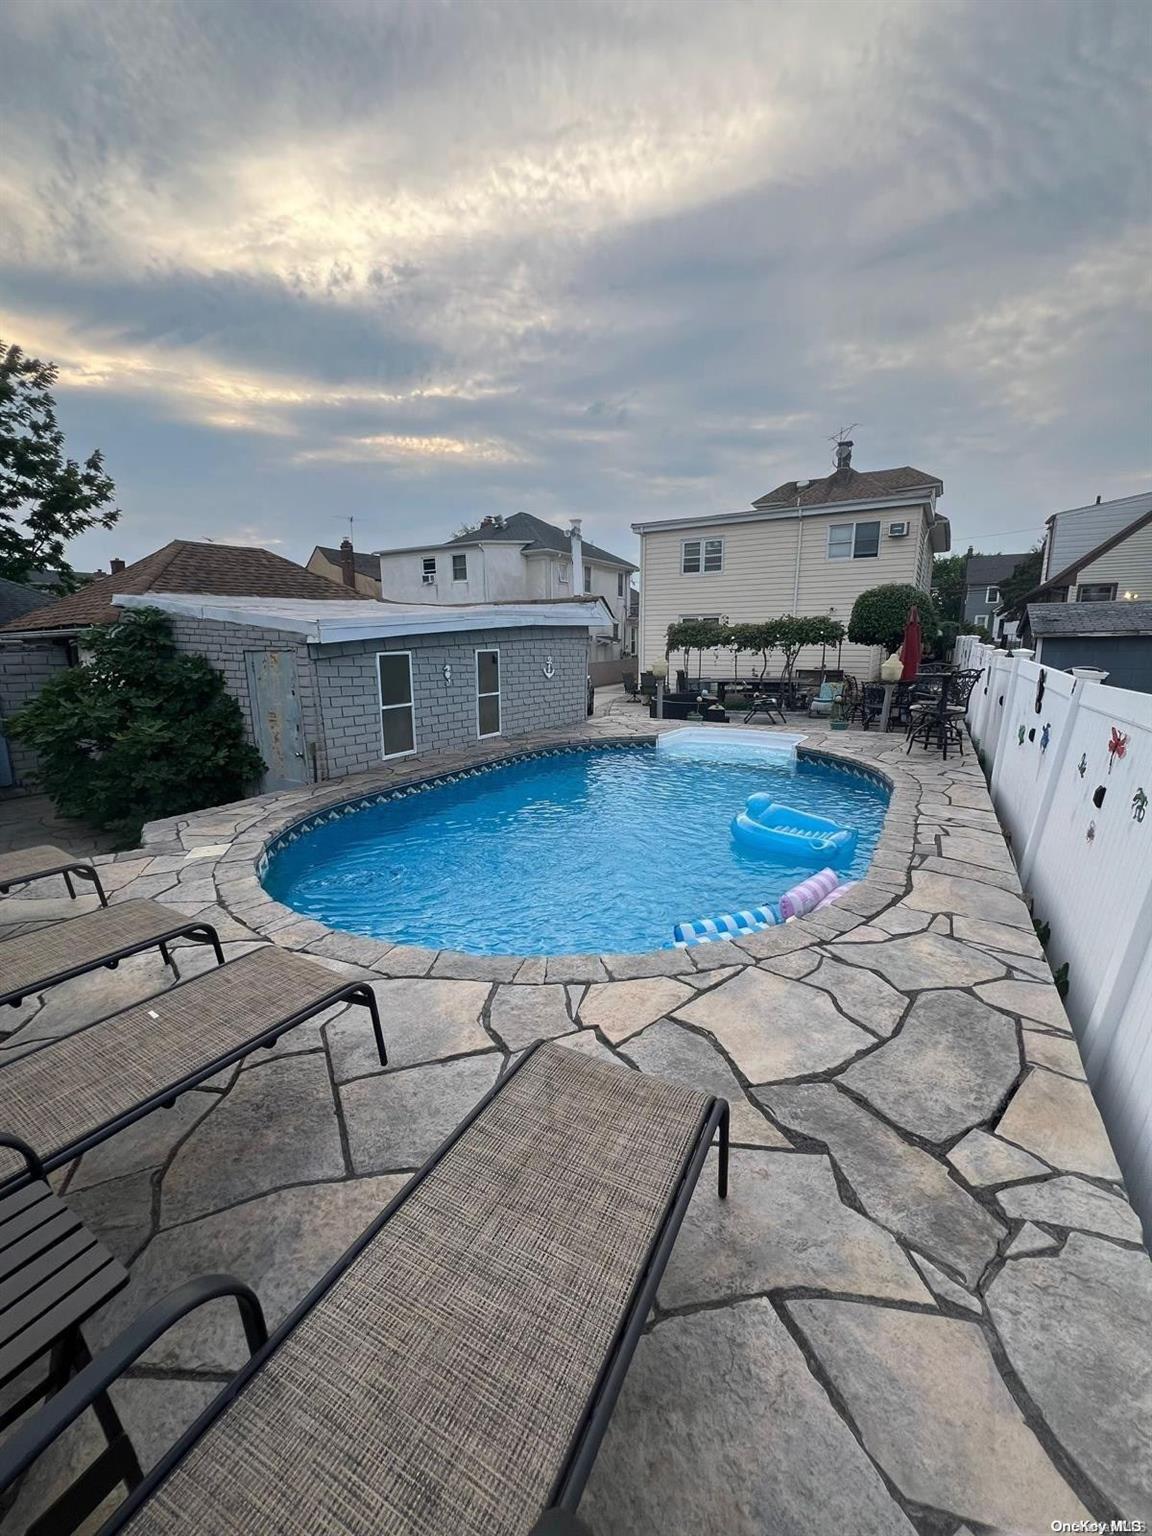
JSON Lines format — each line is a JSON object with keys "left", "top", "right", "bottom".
{"left": 900, "top": 606, "right": 923, "bottom": 681}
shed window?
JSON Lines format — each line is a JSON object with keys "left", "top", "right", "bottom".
{"left": 452, "top": 553, "right": 468, "bottom": 581}
{"left": 476, "top": 649, "right": 501, "bottom": 738}
{"left": 421, "top": 557, "right": 436, "bottom": 586}
{"left": 377, "top": 653, "right": 415, "bottom": 759}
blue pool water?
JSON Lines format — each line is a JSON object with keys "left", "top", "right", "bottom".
{"left": 264, "top": 746, "right": 889, "bottom": 955}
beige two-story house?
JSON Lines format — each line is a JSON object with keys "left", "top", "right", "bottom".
{"left": 633, "top": 442, "right": 950, "bottom": 680}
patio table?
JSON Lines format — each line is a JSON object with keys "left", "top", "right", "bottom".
{"left": 877, "top": 673, "right": 948, "bottom": 732}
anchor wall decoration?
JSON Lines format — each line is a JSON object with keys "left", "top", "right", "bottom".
{"left": 542, "top": 656, "right": 556, "bottom": 679}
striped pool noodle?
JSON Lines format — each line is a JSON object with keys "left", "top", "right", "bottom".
{"left": 673, "top": 902, "right": 780, "bottom": 947}
{"left": 814, "top": 881, "right": 857, "bottom": 910}
{"left": 778, "top": 868, "right": 840, "bottom": 921}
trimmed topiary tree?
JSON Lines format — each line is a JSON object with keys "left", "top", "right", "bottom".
{"left": 9, "top": 606, "right": 265, "bottom": 845}
{"left": 848, "top": 584, "right": 939, "bottom": 655}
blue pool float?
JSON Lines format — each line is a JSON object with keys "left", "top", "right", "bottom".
{"left": 732, "top": 792, "right": 858, "bottom": 864}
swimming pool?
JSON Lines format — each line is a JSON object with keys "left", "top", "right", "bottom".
{"left": 263, "top": 745, "right": 890, "bottom": 955}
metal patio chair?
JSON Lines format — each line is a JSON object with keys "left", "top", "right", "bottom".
{"left": 0, "top": 946, "right": 384, "bottom": 1182}
{"left": 0, "top": 899, "right": 224, "bottom": 1010}
{"left": 0, "top": 1041, "right": 729, "bottom": 1536}
{"left": 0, "top": 846, "right": 109, "bottom": 908}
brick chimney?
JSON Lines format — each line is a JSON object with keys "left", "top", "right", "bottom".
{"left": 835, "top": 439, "right": 853, "bottom": 472}
{"left": 339, "top": 537, "right": 357, "bottom": 589}
{"left": 110, "top": 557, "right": 125, "bottom": 574}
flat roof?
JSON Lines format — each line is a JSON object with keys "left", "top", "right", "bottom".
{"left": 116, "top": 592, "right": 612, "bottom": 643}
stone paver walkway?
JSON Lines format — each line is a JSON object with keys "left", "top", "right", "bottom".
{"left": 0, "top": 718, "right": 1149, "bottom": 1534}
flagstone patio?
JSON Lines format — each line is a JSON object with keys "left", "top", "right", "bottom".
{"left": 1, "top": 718, "right": 1149, "bottom": 1534}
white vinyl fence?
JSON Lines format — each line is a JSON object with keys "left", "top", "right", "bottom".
{"left": 956, "top": 635, "right": 1152, "bottom": 1231}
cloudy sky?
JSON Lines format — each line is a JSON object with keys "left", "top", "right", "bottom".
{"left": 1, "top": 0, "right": 1148, "bottom": 576}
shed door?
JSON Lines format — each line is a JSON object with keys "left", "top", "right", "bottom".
{"left": 244, "top": 650, "right": 308, "bottom": 789}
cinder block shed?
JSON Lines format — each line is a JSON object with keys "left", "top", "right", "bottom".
{"left": 118, "top": 592, "right": 611, "bottom": 789}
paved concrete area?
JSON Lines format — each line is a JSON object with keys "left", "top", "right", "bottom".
{"left": 0, "top": 793, "right": 117, "bottom": 860}
{"left": 1, "top": 717, "right": 1149, "bottom": 1534}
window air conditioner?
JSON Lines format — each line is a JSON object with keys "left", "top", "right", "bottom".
{"left": 888, "top": 521, "right": 909, "bottom": 538}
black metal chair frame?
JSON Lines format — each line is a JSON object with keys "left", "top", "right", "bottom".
{"left": 743, "top": 690, "right": 786, "bottom": 725}
{"left": 0, "top": 1041, "right": 729, "bottom": 1536}
{"left": 0, "top": 1133, "right": 139, "bottom": 1536}
{"left": 0, "top": 917, "right": 225, "bottom": 1010}
{"left": 0, "top": 859, "right": 108, "bottom": 909}
{"left": 905, "top": 679, "right": 966, "bottom": 759}
{"left": 0, "top": 970, "right": 385, "bottom": 1181}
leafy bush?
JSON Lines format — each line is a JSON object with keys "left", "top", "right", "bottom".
{"left": 9, "top": 607, "right": 265, "bottom": 844}
{"left": 848, "top": 584, "right": 939, "bottom": 654}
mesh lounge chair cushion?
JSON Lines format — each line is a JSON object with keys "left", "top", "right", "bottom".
{"left": 0, "top": 845, "right": 92, "bottom": 889}
{"left": 123, "top": 1043, "right": 710, "bottom": 1536}
{"left": 0, "top": 947, "right": 352, "bottom": 1174}
{"left": 0, "top": 899, "right": 195, "bottom": 1002}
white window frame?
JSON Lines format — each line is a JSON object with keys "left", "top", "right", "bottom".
{"left": 827, "top": 521, "right": 881, "bottom": 560}
{"left": 681, "top": 537, "right": 725, "bottom": 575}
{"left": 973, "top": 613, "right": 989, "bottom": 630}
{"left": 375, "top": 650, "right": 416, "bottom": 761}
{"left": 583, "top": 565, "right": 593, "bottom": 593}
{"left": 475, "top": 646, "right": 501, "bottom": 739}
{"left": 452, "top": 553, "right": 468, "bottom": 582}
{"left": 985, "top": 585, "right": 1000, "bottom": 604}
{"left": 558, "top": 559, "right": 570, "bottom": 585}
{"left": 421, "top": 557, "right": 436, "bottom": 586}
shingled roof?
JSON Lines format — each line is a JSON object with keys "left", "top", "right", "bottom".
{"left": 2, "top": 540, "right": 364, "bottom": 634}
{"left": 310, "top": 545, "right": 381, "bottom": 580}
{"left": 753, "top": 464, "right": 942, "bottom": 509}
{"left": 446, "top": 512, "right": 636, "bottom": 569}
{"left": 965, "top": 553, "right": 1032, "bottom": 589}
{"left": 1028, "top": 600, "right": 1152, "bottom": 637}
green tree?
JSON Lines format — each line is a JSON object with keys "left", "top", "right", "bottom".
{"left": 665, "top": 618, "right": 727, "bottom": 684}
{"left": 9, "top": 607, "right": 264, "bottom": 844}
{"left": 0, "top": 341, "right": 120, "bottom": 589}
{"left": 848, "top": 584, "right": 939, "bottom": 654}
{"left": 996, "top": 547, "right": 1044, "bottom": 614}
{"left": 931, "top": 552, "right": 969, "bottom": 624}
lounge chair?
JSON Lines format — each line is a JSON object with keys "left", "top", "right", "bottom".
{"left": 0, "top": 845, "right": 109, "bottom": 908}
{"left": 0, "top": 1041, "right": 729, "bottom": 1536}
{"left": 0, "top": 898, "right": 224, "bottom": 1009}
{"left": 0, "top": 946, "right": 385, "bottom": 1180}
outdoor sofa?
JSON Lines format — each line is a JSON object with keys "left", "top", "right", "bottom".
{"left": 0, "top": 844, "right": 109, "bottom": 908}
{"left": 0, "top": 899, "right": 225, "bottom": 1010}
{"left": 0, "top": 945, "right": 385, "bottom": 1180}
{"left": 0, "top": 1040, "right": 730, "bottom": 1536}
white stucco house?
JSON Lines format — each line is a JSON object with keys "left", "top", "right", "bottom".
{"left": 375, "top": 513, "right": 637, "bottom": 666}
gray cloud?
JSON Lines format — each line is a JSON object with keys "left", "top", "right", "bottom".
{"left": 0, "top": 0, "right": 1147, "bottom": 571}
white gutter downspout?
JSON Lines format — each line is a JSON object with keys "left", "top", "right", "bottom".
{"left": 791, "top": 495, "right": 803, "bottom": 613}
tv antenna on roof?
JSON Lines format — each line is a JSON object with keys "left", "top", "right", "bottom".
{"left": 828, "top": 423, "right": 859, "bottom": 446}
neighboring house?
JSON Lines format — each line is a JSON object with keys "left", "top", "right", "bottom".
{"left": 375, "top": 512, "right": 636, "bottom": 661}
{"left": 0, "top": 540, "right": 362, "bottom": 789}
{"left": 962, "top": 552, "right": 1030, "bottom": 638}
{"left": 1010, "top": 491, "right": 1152, "bottom": 612}
{"left": 114, "top": 591, "right": 610, "bottom": 788}
{"left": 0, "top": 577, "right": 45, "bottom": 628}
{"left": 632, "top": 440, "right": 950, "bottom": 678}
{"left": 1024, "top": 600, "right": 1152, "bottom": 695}
{"left": 307, "top": 539, "right": 382, "bottom": 597}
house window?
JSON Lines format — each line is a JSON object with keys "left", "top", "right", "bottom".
{"left": 617, "top": 571, "right": 625, "bottom": 596}
{"left": 1077, "top": 583, "right": 1117, "bottom": 603}
{"left": 584, "top": 565, "right": 593, "bottom": 593}
{"left": 452, "top": 553, "right": 468, "bottom": 581}
{"left": 678, "top": 613, "right": 722, "bottom": 623}
{"left": 682, "top": 538, "right": 723, "bottom": 574}
{"left": 828, "top": 521, "right": 881, "bottom": 559}
{"left": 612, "top": 621, "right": 620, "bottom": 640}
{"left": 421, "top": 557, "right": 436, "bottom": 586}
{"left": 377, "top": 652, "right": 415, "bottom": 759}
{"left": 985, "top": 586, "right": 1000, "bottom": 604}
{"left": 558, "top": 560, "right": 570, "bottom": 584}
{"left": 973, "top": 614, "right": 989, "bottom": 630}
{"left": 476, "top": 648, "right": 500, "bottom": 738}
